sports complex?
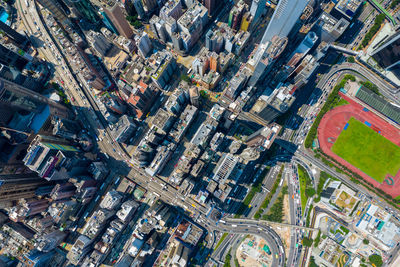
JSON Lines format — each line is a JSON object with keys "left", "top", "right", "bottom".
{"left": 318, "top": 90, "right": 400, "bottom": 198}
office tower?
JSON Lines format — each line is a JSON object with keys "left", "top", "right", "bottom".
{"left": 240, "top": 12, "right": 252, "bottom": 32}
{"left": 0, "top": 43, "right": 29, "bottom": 71}
{"left": 9, "top": 198, "right": 49, "bottom": 222}
{"left": 246, "top": 123, "right": 281, "bottom": 149}
{"left": 0, "top": 21, "right": 29, "bottom": 46}
{"left": 142, "top": 0, "right": 157, "bottom": 12}
{"left": 150, "top": 15, "right": 168, "bottom": 43}
{"left": 332, "top": 0, "right": 363, "bottom": 20}
{"left": 261, "top": 0, "right": 310, "bottom": 44}
{"left": 203, "top": 0, "right": 216, "bottom": 15}
{"left": 371, "top": 32, "right": 400, "bottom": 71}
{"left": 0, "top": 173, "right": 49, "bottom": 206}
{"left": 135, "top": 32, "right": 152, "bottom": 58}
{"left": 247, "top": 43, "right": 270, "bottom": 87}
{"left": 36, "top": 0, "right": 68, "bottom": 22}
{"left": 50, "top": 182, "right": 76, "bottom": 201}
{"left": 87, "top": 30, "right": 112, "bottom": 57}
{"left": 0, "top": 77, "right": 70, "bottom": 117}
{"left": 229, "top": 2, "right": 245, "bottom": 31}
{"left": 133, "top": 0, "right": 146, "bottom": 19}
{"left": 250, "top": 0, "right": 266, "bottom": 25}
{"left": 250, "top": 83, "right": 296, "bottom": 122}
{"left": 20, "top": 250, "right": 55, "bottom": 266}
{"left": 67, "top": 0, "right": 100, "bottom": 24}
{"left": 104, "top": 4, "right": 134, "bottom": 38}
{"left": 112, "top": 115, "right": 137, "bottom": 143}
{"left": 0, "top": 63, "right": 42, "bottom": 92}
{"left": 160, "top": 0, "right": 182, "bottom": 21}
{"left": 316, "top": 12, "right": 349, "bottom": 43}
{"left": 22, "top": 135, "right": 81, "bottom": 181}
{"left": 289, "top": 31, "right": 318, "bottom": 60}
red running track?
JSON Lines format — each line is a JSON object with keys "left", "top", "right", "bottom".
{"left": 318, "top": 93, "right": 400, "bottom": 197}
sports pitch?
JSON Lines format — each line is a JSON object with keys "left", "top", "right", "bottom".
{"left": 331, "top": 117, "right": 400, "bottom": 183}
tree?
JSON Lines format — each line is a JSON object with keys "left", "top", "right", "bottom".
{"left": 363, "top": 239, "right": 369, "bottom": 245}
{"left": 180, "top": 74, "right": 191, "bottom": 83}
{"left": 309, "top": 256, "right": 319, "bottom": 267}
{"left": 369, "top": 254, "right": 383, "bottom": 267}
{"left": 305, "top": 187, "right": 316, "bottom": 197}
{"left": 347, "top": 56, "right": 355, "bottom": 63}
{"left": 302, "top": 237, "right": 313, "bottom": 247}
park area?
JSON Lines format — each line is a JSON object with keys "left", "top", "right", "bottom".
{"left": 331, "top": 117, "right": 400, "bottom": 183}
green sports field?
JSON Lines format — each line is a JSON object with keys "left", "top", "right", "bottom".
{"left": 331, "top": 117, "right": 400, "bottom": 183}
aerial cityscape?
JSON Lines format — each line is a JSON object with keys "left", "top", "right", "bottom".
{"left": 0, "top": 0, "right": 400, "bottom": 266}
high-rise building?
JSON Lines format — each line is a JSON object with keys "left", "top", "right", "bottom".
{"left": 9, "top": 198, "right": 49, "bottom": 222}
{"left": 0, "top": 43, "right": 29, "bottom": 71}
{"left": 289, "top": 31, "right": 318, "bottom": 60}
{"left": 203, "top": 0, "right": 216, "bottom": 15}
{"left": 0, "top": 77, "right": 69, "bottom": 117}
{"left": 250, "top": 83, "right": 296, "bottom": 122}
{"left": 240, "top": 12, "right": 252, "bottom": 32}
{"left": 246, "top": 123, "right": 281, "bottom": 149}
{"left": 261, "top": 0, "right": 309, "bottom": 44}
{"left": 22, "top": 135, "right": 81, "bottom": 181}
{"left": 0, "top": 173, "right": 49, "bottom": 206}
{"left": 0, "top": 21, "right": 29, "bottom": 46}
{"left": 316, "top": 12, "right": 349, "bottom": 43}
{"left": 150, "top": 15, "right": 168, "bottom": 43}
{"left": 371, "top": 32, "right": 400, "bottom": 71}
{"left": 66, "top": 0, "right": 100, "bottom": 24}
{"left": 36, "top": 0, "right": 68, "bottom": 22}
{"left": 135, "top": 32, "right": 152, "bottom": 58}
{"left": 111, "top": 115, "right": 137, "bottom": 143}
{"left": 142, "top": 0, "right": 157, "bottom": 12}
{"left": 104, "top": 4, "right": 134, "bottom": 38}
{"left": 250, "top": 0, "right": 266, "bottom": 25}
{"left": 0, "top": 63, "right": 42, "bottom": 92}
{"left": 229, "top": 1, "right": 245, "bottom": 31}
{"left": 133, "top": 0, "right": 146, "bottom": 19}
{"left": 160, "top": 0, "right": 183, "bottom": 21}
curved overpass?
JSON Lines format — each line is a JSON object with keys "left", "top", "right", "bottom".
{"left": 322, "top": 63, "right": 399, "bottom": 100}
{"left": 210, "top": 219, "right": 285, "bottom": 267}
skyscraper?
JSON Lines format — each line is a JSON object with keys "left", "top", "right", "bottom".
{"left": 0, "top": 173, "right": 50, "bottom": 206}
{"left": 22, "top": 135, "right": 81, "bottom": 181}
{"left": 0, "top": 77, "right": 69, "bottom": 116}
{"left": 133, "top": 0, "right": 146, "bottom": 19}
{"left": 250, "top": 0, "right": 266, "bottom": 25}
{"left": 0, "top": 21, "right": 29, "bottom": 46}
{"left": 0, "top": 44, "right": 29, "bottom": 71}
{"left": 36, "top": 0, "right": 68, "bottom": 22}
{"left": 261, "top": 0, "right": 309, "bottom": 44}
{"left": 371, "top": 32, "right": 400, "bottom": 71}
{"left": 142, "top": 0, "right": 157, "bottom": 12}
{"left": 203, "top": 0, "right": 216, "bottom": 15}
{"left": 104, "top": 4, "right": 134, "bottom": 38}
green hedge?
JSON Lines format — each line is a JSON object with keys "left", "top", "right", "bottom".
{"left": 360, "top": 14, "right": 385, "bottom": 48}
{"left": 253, "top": 165, "right": 284, "bottom": 219}
{"left": 235, "top": 166, "right": 271, "bottom": 218}
{"left": 304, "top": 75, "right": 355, "bottom": 148}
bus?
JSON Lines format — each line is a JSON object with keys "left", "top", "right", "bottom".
{"left": 264, "top": 245, "right": 271, "bottom": 255}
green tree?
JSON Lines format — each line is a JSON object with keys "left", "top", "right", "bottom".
{"left": 369, "top": 254, "right": 383, "bottom": 267}
{"left": 302, "top": 237, "right": 313, "bottom": 247}
{"left": 305, "top": 187, "right": 316, "bottom": 197}
{"left": 347, "top": 56, "right": 355, "bottom": 63}
{"left": 363, "top": 239, "right": 369, "bottom": 245}
{"left": 309, "top": 256, "right": 319, "bottom": 267}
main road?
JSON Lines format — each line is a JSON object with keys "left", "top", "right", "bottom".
{"left": 19, "top": 1, "right": 289, "bottom": 265}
